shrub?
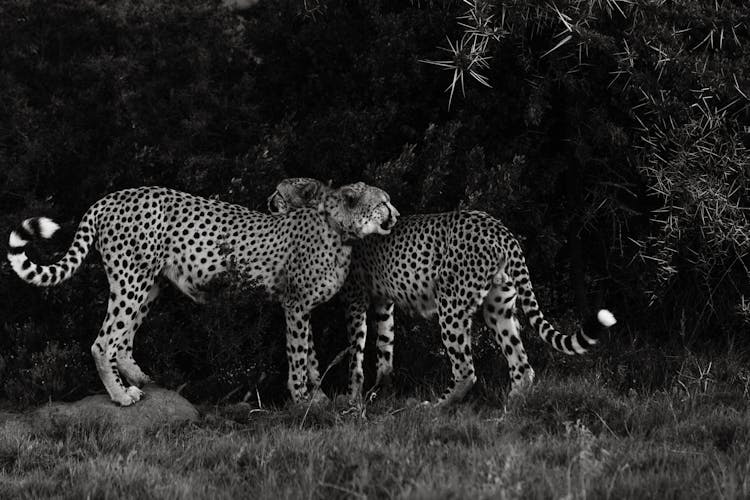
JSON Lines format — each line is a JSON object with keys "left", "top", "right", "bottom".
{"left": 1, "top": 0, "right": 748, "bottom": 403}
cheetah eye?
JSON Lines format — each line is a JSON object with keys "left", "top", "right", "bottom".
{"left": 341, "top": 190, "right": 359, "bottom": 208}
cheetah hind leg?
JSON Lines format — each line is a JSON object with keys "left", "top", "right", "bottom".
{"left": 432, "top": 299, "right": 478, "bottom": 407}
{"left": 116, "top": 278, "right": 162, "bottom": 388}
{"left": 92, "top": 289, "right": 150, "bottom": 406}
{"left": 507, "top": 314, "right": 535, "bottom": 400}
{"left": 483, "top": 274, "right": 535, "bottom": 400}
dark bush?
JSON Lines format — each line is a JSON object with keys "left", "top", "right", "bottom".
{"left": 1, "top": 0, "right": 748, "bottom": 404}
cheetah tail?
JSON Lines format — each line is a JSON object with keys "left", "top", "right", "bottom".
{"left": 510, "top": 253, "right": 616, "bottom": 355}
{"left": 7, "top": 211, "right": 96, "bottom": 287}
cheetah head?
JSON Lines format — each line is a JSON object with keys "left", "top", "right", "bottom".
{"left": 268, "top": 178, "right": 399, "bottom": 239}
{"left": 267, "top": 177, "right": 330, "bottom": 215}
{"left": 322, "top": 182, "right": 399, "bottom": 239}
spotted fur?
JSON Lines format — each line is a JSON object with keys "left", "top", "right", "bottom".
{"left": 7, "top": 184, "right": 398, "bottom": 406}
{"left": 269, "top": 178, "right": 616, "bottom": 405}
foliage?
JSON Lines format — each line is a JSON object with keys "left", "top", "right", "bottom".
{"left": 0, "top": 0, "right": 749, "bottom": 402}
{"left": 431, "top": 0, "right": 750, "bottom": 339}
{"left": 142, "top": 262, "right": 289, "bottom": 404}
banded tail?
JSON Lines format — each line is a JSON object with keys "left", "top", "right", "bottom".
{"left": 508, "top": 241, "right": 616, "bottom": 355}
{"left": 7, "top": 212, "right": 96, "bottom": 287}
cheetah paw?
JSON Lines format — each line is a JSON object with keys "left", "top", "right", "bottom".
{"left": 112, "top": 393, "right": 137, "bottom": 407}
{"left": 126, "top": 385, "right": 145, "bottom": 402}
{"left": 508, "top": 369, "right": 535, "bottom": 399}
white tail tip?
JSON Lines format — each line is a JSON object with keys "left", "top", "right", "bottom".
{"left": 597, "top": 309, "right": 616, "bottom": 327}
{"left": 8, "top": 231, "right": 27, "bottom": 248}
{"left": 37, "top": 217, "right": 61, "bottom": 239}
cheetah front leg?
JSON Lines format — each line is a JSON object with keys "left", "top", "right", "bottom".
{"left": 304, "top": 321, "right": 330, "bottom": 405}
{"left": 373, "top": 301, "right": 395, "bottom": 388}
{"left": 483, "top": 274, "right": 535, "bottom": 398}
{"left": 304, "top": 320, "right": 321, "bottom": 388}
{"left": 284, "top": 306, "right": 312, "bottom": 404}
{"left": 345, "top": 301, "right": 368, "bottom": 405}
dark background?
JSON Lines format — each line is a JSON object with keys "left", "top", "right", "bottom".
{"left": 1, "top": 0, "right": 748, "bottom": 405}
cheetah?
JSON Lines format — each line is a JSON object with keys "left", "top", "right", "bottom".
{"left": 7, "top": 184, "right": 398, "bottom": 406}
{"left": 268, "top": 178, "right": 616, "bottom": 405}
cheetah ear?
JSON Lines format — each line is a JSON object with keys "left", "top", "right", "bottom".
{"left": 300, "top": 181, "right": 319, "bottom": 202}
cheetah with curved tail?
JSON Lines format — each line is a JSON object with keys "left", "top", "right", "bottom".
{"left": 268, "top": 178, "right": 616, "bottom": 405}
{"left": 8, "top": 184, "right": 398, "bottom": 405}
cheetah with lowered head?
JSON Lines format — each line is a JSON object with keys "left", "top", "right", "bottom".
{"left": 268, "top": 178, "right": 616, "bottom": 405}
{"left": 8, "top": 184, "right": 398, "bottom": 405}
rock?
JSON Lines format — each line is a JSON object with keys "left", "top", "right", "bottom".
{"left": 29, "top": 385, "right": 199, "bottom": 433}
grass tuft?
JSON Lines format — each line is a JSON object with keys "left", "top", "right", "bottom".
{"left": 2, "top": 360, "right": 750, "bottom": 498}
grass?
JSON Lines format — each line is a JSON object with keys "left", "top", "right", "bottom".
{"left": 1, "top": 359, "right": 750, "bottom": 499}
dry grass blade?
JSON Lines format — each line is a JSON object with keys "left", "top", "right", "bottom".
{"left": 318, "top": 482, "right": 367, "bottom": 499}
